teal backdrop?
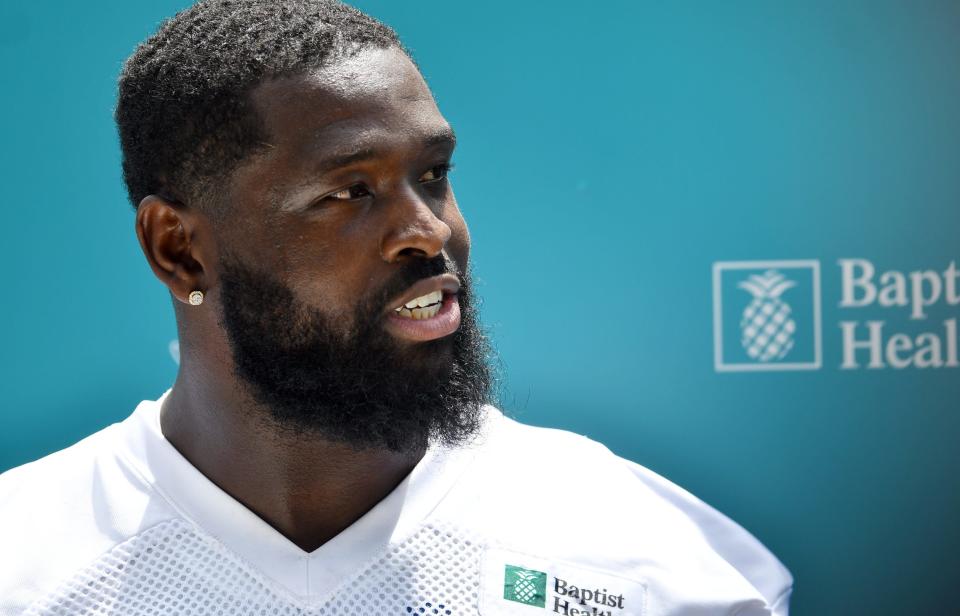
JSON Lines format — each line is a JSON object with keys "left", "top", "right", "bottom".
{"left": 2, "top": 2, "right": 958, "bottom": 614}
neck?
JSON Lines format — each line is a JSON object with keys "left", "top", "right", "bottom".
{"left": 159, "top": 369, "right": 424, "bottom": 552}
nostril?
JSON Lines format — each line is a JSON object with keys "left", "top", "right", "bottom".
{"left": 397, "top": 247, "right": 430, "bottom": 259}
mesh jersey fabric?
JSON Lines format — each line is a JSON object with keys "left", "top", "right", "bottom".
{"left": 22, "top": 520, "right": 484, "bottom": 616}
{"left": 0, "top": 391, "right": 792, "bottom": 616}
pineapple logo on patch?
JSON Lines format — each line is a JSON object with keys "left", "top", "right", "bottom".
{"left": 713, "top": 260, "right": 822, "bottom": 372}
{"left": 503, "top": 565, "right": 547, "bottom": 608}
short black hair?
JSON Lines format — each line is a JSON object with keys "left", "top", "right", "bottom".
{"left": 116, "top": 0, "right": 405, "bottom": 215}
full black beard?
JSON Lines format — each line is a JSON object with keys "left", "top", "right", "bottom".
{"left": 216, "top": 252, "right": 494, "bottom": 454}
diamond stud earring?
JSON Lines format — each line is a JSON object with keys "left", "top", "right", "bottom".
{"left": 188, "top": 291, "right": 204, "bottom": 306}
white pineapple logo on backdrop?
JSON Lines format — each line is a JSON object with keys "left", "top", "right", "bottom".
{"left": 738, "top": 270, "right": 797, "bottom": 362}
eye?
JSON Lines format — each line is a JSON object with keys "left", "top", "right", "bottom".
{"left": 419, "top": 163, "right": 454, "bottom": 183}
{"left": 327, "top": 183, "right": 371, "bottom": 201}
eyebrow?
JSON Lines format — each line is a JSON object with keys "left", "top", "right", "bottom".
{"left": 314, "top": 126, "right": 457, "bottom": 174}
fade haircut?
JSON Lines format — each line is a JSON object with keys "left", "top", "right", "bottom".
{"left": 116, "top": 0, "right": 405, "bottom": 216}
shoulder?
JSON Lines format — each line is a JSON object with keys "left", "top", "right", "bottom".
{"left": 0, "top": 424, "right": 121, "bottom": 534}
{"left": 617, "top": 456, "right": 794, "bottom": 613}
{"left": 440, "top": 408, "right": 793, "bottom": 615}
{"left": 0, "top": 421, "right": 175, "bottom": 615}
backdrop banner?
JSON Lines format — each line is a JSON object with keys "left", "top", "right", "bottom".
{"left": 1, "top": 2, "right": 957, "bottom": 613}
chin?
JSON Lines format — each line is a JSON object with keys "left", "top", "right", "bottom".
{"left": 395, "top": 335, "right": 456, "bottom": 369}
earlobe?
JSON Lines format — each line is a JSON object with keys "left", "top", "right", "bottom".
{"left": 135, "top": 195, "right": 207, "bottom": 304}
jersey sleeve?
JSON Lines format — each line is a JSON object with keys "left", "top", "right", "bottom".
{"left": 620, "top": 458, "right": 793, "bottom": 616}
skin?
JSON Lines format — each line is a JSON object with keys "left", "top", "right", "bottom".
{"left": 134, "top": 46, "right": 470, "bottom": 552}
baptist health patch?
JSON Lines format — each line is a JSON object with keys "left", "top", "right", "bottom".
{"left": 480, "top": 548, "right": 647, "bottom": 616}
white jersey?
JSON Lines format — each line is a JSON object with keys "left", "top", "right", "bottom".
{"left": 0, "top": 391, "right": 792, "bottom": 615}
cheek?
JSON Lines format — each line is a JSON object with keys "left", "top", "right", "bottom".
{"left": 286, "top": 249, "right": 368, "bottom": 312}
{"left": 262, "top": 227, "right": 363, "bottom": 316}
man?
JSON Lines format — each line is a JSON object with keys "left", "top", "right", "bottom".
{"left": 0, "top": 1, "right": 792, "bottom": 614}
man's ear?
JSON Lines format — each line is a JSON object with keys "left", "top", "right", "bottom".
{"left": 135, "top": 195, "right": 211, "bottom": 305}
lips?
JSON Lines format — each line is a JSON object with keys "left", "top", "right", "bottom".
{"left": 383, "top": 273, "right": 462, "bottom": 342}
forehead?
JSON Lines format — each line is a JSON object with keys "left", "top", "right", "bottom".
{"left": 249, "top": 46, "right": 448, "bottom": 155}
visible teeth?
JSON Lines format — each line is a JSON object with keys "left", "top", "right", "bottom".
{"left": 418, "top": 304, "right": 441, "bottom": 319}
{"left": 395, "top": 302, "right": 442, "bottom": 320}
{"left": 402, "top": 290, "right": 443, "bottom": 310}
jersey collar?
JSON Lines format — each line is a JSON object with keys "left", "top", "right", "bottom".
{"left": 116, "top": 388, "right": 493, "bottom": 603}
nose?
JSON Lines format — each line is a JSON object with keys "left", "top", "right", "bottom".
{"left": 379, "top": 185, "right": 452, "bottom": 263}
